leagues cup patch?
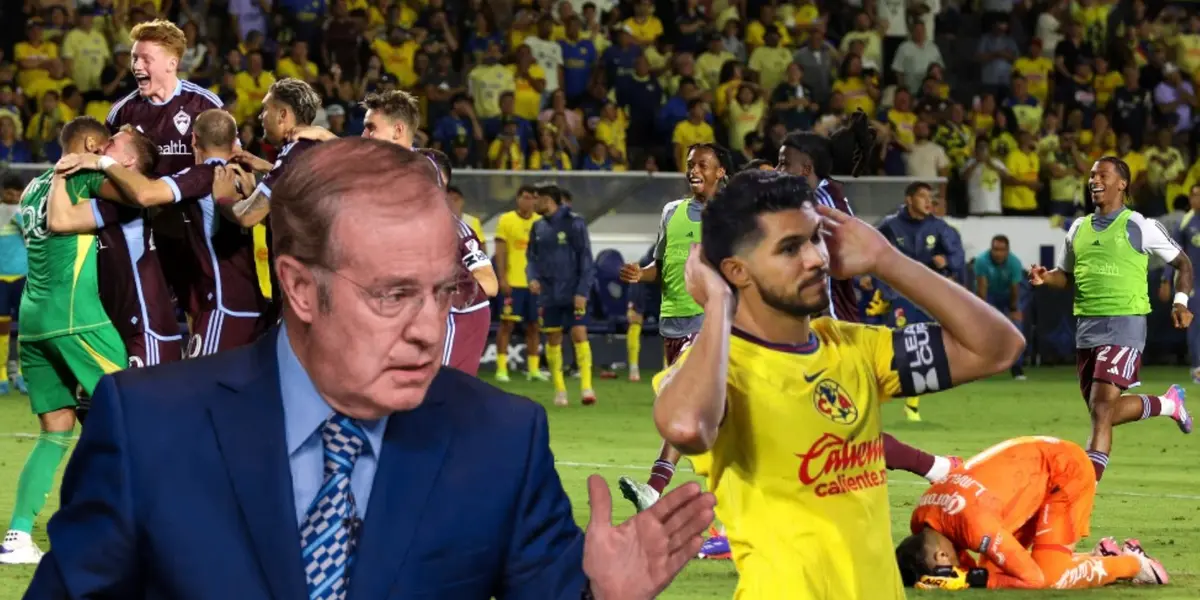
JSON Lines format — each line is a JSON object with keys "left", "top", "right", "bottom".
{"left": 173, "top": 109, "right": 192, "bottom": 135}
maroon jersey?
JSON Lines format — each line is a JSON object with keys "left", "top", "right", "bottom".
{"left": 107, "top": 80, "right": 224, "bottom": 311}
{"left": 452, "top": 217, "right": 490, "bottom": 313}
{"left": 90, "top": 199, "right": 183, "bottom": 347}
{"left": 106, "top": 80, "right": 223, "bottom": 176}
{"left": 164, "top": 161, "right": 268, "bottom": 317}
{"left": 813, "top": 178, "right": 861, "bottom": 323}
{"left": 254, "top": 140, "right": 321, "bottom": 318}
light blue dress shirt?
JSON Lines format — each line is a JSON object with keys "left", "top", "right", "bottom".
{"left": 278, "top": 326, "right": 389, "bottom": 525}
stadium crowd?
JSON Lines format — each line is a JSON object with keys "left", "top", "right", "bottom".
{"left": 3, "top": 0, "right": 1200, "bottom": 218}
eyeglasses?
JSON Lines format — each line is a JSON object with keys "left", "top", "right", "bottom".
{"left": 308, "top": 263, "right": 468, "bottom": 320}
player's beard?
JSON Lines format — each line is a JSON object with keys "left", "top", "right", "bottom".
{"left": 755, "top": 272, "right": 829, "bottom": 318}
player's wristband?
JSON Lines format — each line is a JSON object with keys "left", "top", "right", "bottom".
{"left": 96, "top": 156, "right": 116, "bottom": 171}
{"left": 1174, "top": 292, "right": 1190, "bottom": 307}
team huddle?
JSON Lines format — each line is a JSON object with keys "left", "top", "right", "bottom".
{"left": 0, "top": 16, "right": 1193, "bottom": 598}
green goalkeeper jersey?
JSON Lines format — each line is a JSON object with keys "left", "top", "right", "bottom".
{"left": 17, "top": 170, "right": 113, "bottom": 341}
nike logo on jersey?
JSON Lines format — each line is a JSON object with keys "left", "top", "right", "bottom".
{"left": 804, "top": 369, "right": 827, "bottom": 383}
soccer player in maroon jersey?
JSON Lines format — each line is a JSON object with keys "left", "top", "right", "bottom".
{"left": 56, "top": 111, "right": 269, "bottom": 356}
{"left": 45, "top": 123, "right": 183, "bottom": 367}
{"left": 421, "top": 149, "right": 499, "bottom": 376}
{"left": 106, "top": 19, "right": 224, "bottom": 333}
{"left": 222, "top": 78, "right": 324, "bottom": 228}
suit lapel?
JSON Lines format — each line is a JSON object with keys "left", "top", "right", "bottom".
{"left": 209, "top": 329, "right": 307, "bottom": 600}
{"left": 347, "top": 374, "right": 453, "bottom": 600}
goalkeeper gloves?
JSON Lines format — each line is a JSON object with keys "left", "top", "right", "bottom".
{"left": 915, "top": 567, "right": 989, "bottom": 591}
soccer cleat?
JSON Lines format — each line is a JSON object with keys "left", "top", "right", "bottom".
{"left": 1013, "top": 374, "right": 1027, "bottom": 381}
{"left": 1164, "top": 385, "right": 1192, "bottom": 434}
{"left": 527, "top": 370, "right": 549, "bottom": 382}
{"left": 1122, "top": 538, "right": 1147, "bottom": 558}
{"left": 1191, "top": 367, "right": 1200, "bottom": 385}
{"left": 629, "top": 366, "right": 641, "bottom": 382}
{"left": 12, "top": 374, "right": 25, "bottom": 395}
{"left": 905, "top": 405, "right": 921, "bottom": 422}
{"left": 581, "top": 389, "right": 597, "bottom": 406}
{"left": 1092, "top": 536, "right": 1120, "bottom": 557}
{"left": 553, "top": 391, "right": 569, "bottom": 407}
{"left": 0, "top": 532, "right": 43, "bottom": 565}
{"left": 698, "top": 531, "right": 731, "bottom": 560}
{"left": 618, "top": 476, "right": 660, "bottom": 513}
{"left": 495, "top": 372, "right": 510, "bottom": 383}
{"left": 0, "top": 381, "right": 9, "bottom": 396}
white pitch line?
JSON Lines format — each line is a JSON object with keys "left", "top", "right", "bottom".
{"left": 554, "top": 461, "right": 1200, "bottom": 502}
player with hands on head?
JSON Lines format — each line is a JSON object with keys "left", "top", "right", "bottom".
{"left": 651, "top": 170, "right": 1023, "bottom": 598}
{"left": 1028, "top": 156, "right": 1193, "bottom": 483}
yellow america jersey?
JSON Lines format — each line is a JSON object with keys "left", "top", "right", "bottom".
{"left": 655, "top": 318, "right": 952, "bottom": 599}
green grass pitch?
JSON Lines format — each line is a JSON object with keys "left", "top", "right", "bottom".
{"left": 0, "top": 366, "right": 1194, "bottom": 598}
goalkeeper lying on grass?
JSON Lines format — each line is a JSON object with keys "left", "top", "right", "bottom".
{"left": 895, "top": 436, "right": 1169, "bottom": 590}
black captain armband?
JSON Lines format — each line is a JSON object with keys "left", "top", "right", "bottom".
{"left": 891, "top": 323, "right": 952, "bottom": 396}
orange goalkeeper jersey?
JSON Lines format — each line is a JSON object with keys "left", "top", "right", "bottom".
{"left": 910, "top": 436, "right": 1097, "bottom": 589}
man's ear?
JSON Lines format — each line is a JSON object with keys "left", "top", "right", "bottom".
{"left": 395, "top": 121, "right": 408, "bottom": 146}
{"left": 718, "top": 256, "right": 748, "bottom": 291}
{"left": 83, "top": 135, "right": 102, "bottom": 154}
{"left": 276, "top": 255, "right": 319, "bottom": 324}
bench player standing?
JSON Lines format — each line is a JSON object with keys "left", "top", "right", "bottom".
{"left": 53, "top": 110, "right": 268, "bottom": 355}
{"left": 528, "top": 183, "right": 596, "bottom": 405}
{"left": 494, "top": 186, "right": 546, "bottom": 382}
{"left": 616, "top": 143, "right": 726, "bottom": 513}
{"left": 105, "top": 19, "right": 221, "bottom": 365}
{"left": 1030, "top": 157, "right": 1194, "bottom": 481}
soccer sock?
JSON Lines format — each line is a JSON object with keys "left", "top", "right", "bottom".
{"left": 0, "top": 330, "right": 9, "bottom": 381}
{"left": 905, "top": 397, "right": 920, "bottom": 412}
{"left": 575, "top": 341, "right": 593, "bottom": 390}
{"left": 648, "top": 459, "right": 676, "bottom": 494}
{"left": 1039, "top": 553, "right": 1142, "bottom": 589}
{"left": 9, "top": 431, "right": 73, "bottom": 534}
{"left": 528, "top": 354, "right": 541, "bottom": 375}
{"left": 627, "top": 322, "right": 642, "bottom": 370}
{"left": 546, "top": 344, "right": 566, "bottom": 392}
{"left": 1087, "top": 450, "right": 1109, "bottom": 481}
{"left": 881, "top": 433, "right": 937, "bottom": 478}
{"left": 1139, "top": 394, "right": 1175, "bottom": 419}
{"left": 496, "top": 352, "right": 508, "bottom": 377}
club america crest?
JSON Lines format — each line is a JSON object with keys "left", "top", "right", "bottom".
{"left": 173, "top": 109, "right": 191, "bottom": 135}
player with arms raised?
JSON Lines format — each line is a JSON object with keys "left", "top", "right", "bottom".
{"left": 653, "top": 170, "right": 1024, "bottom": 598}
{"left": 895, "top": 436, "right": 1168, "bottom": 590}
{"left": 0, "top": 119, "right": 128, "bottom": 564}
{"left": 1030, "top": 157, "right": 1194, "bottom": 482}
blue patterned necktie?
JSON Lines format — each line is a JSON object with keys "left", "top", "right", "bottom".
{"left": 300, "top": 413, "right": 368, "bottom": 600}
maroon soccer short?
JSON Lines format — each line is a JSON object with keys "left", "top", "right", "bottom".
{"left": 1076, "top": 344, "right": 1142, "bottom": 401}
{"left": 663, "top": 334, "right": 697, "bottom": 366}
{"left": 125, "top": 334, "right": 184, "bottom": 369}
{"left": 445, "top": 307, "right": 491, "bottom": 376}
{"left": 188, "top": 310, "right": 272, "bottom": 357}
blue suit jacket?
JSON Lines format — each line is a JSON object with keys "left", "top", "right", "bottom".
{"left": 25, "top": 328, "right": 588, "bottom": 599}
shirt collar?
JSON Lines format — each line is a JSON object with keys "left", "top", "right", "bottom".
{"left": 278, "top": 324, "right": 389, "bottom": 458}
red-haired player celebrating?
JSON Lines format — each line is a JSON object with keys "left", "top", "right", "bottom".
{"left": 895, "top": 436, "right": 1169, "bottom": 590}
